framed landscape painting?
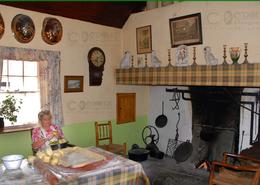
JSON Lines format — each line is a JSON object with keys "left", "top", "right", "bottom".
{"left": 64, "top": 76, "right": 84, "bottom": 93}
{"left": 136, "top": 25, "right": 152, "bottom": 54}
{"left": 169, "top": 13, "right": 203, "bottom": 47}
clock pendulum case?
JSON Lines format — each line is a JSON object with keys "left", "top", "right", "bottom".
{"left": 87, "top": 47, "right": 106, "bottom": 86}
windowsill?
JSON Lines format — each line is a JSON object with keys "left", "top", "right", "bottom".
{"left": 0, "top": 123, "right": 38, "bottom": 134}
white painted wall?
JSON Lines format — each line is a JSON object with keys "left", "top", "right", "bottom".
{"left": 0, "top": 5, "right": 149, "bottom": 125}
{"left": 149, "top": 86, "right": 192, "bottom": 153}
{"left": 122, "top": 2, "right": 260, "bottom": 152}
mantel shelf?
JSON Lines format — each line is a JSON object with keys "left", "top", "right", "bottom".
{"left": 115, "top": 63, "right": 260, "bottom": 87}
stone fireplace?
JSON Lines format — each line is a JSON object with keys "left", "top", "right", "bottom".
{"left": 188, "top": 86, "right": 243, "bottom": 165}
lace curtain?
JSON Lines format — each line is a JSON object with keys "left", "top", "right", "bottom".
{"left": 0, "top": 46, "right": 63, "bottom": 126}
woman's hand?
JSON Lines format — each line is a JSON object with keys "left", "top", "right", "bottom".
{"left": 32, "top": 139, "right": 45, "bottom": 149}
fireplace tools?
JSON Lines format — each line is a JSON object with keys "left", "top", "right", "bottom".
{"left": 165, "top": 112, "right": 193, "bottom": 163}
{"left": 169, "top": 88, "right": 180, "bottom": 110}
{"left": 165, "top": 113, "right": 180, "bottom": 157}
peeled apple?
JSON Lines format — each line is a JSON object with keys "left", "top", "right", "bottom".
{"left": 27, "top": 155, "right": 36, "bottom": 164}
{"left": 43, "top": 155, "right": 51, "bottom": 163}
{"left": 36, "top": 151, "right": 45, "bottom": 159}
{"left": 45, "top": 148, "right": 53, "bottom": 156}
{"left": 50, "top": 157, "right": 59, "bottom": 166}
{"left": 53, "top": 152, "right": 61, "bottom": 158}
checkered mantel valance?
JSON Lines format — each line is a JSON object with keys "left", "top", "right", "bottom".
{"left": 116, "top": 63, "right": 260, "bottom": 87}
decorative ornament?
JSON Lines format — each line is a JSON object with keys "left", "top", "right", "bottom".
{"left": 0, "top": 13, "right": 4, "bottom": 40}
{"left": 204, "top": 46, "right": 218, "bottom": 65}
{"left": 42, "top": 17, "right": 63, "bottom": 45}
{"left": 192, "top": 47, "right": 197, "bottom": 65}
{"left": 151, "top": 50, "right": 161, "bottom": 67}
{"left": 11, "top": 14, "right": 35, "bottom": 43}
{"left": 176, "top": 45, "right": 189, "bottom": 66}
{"left": 120, "top": 51, "right": 131, "bottom": 69}
{"left": 229, "top": 47, "right": 241, "bottom": 64}
{"left": 223, "top": 45, "right": 227, "bottom": 64}
{"left": 244, "top": 43, "right": 248, "bottom": 64}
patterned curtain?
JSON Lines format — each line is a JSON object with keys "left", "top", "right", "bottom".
{"left": 0, "top": 46, "right": 63, "bottom": 126}
{"left": 0, "top": 59, "right": 3, "bottom": 86}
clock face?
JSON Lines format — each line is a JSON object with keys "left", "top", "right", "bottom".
{"left": 88, "top": 47, "right": 105, "bottom": 67}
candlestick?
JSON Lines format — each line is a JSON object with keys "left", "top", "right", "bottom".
{"left": 145, "top": 54, "right": 148, "bottom": 67}
{"left": 192, "top": 47, "right": 196, "bottom": 65}
{"left": 168, "top": 49, "right": 172, "bottom": 67}
{"left": 244, "top": 43, "right": 248, "bottom": 64}
{"left": 223, "top": 45, "right": 227, "bottom": 64}
{"left": 131, "top": 55, "right": 134, "bottom": 68}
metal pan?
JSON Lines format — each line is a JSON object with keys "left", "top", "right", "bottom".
{"left": 42, "top": 17, "right": 63, "bottom": 45}
{"left": 174, "top": 141, "right": 193, "bottom": 163}
{"left": 155, "top": 101, "right": 168, "bottom": 128}
{"left": 11, "top": 14, "right": 35, "bottom": 43}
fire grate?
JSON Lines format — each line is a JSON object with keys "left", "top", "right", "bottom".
{"left": 165, "top": 138, "right": 184, "bottom": 158}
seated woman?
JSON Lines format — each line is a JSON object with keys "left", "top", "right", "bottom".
{"left": 32, "top": 110, "right": 65, "bottom": 151}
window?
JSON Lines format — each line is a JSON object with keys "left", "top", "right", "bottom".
{"left": 0, "top": 60, "right": 40, "bottom": 126}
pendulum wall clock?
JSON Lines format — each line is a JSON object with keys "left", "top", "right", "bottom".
{"left": 88, "top": 47, "right": 106, "bottom": 86}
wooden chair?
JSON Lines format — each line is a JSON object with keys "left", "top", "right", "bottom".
{"left": 95, "top": 121, "right": 126, "bottom": 156}
{"left": 208, "top": 152, "right": 260, "bottom": 185}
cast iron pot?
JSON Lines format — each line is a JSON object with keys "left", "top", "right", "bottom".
{"left": 128, "top": 148, "right": 150, "bottom": 162}
{"left": 155, "top": 101, "right": 168, "bottom": 128}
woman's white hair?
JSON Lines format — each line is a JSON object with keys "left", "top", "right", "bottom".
{"left": 38, "top": 110, "right": 52, "bottom": 121}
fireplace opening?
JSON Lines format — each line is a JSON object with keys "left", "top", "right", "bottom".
{"left": 189, "top": 86, "right": 243, "bottom": 166}
{"left": 166, "top": 87, "right": 260, "bottom": 167}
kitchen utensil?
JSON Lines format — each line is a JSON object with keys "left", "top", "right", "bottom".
{"left": 2, "top": 154, "right": 24, "bottom": 170}
{"left": 155, "top": 101, "right": 168, "bottom": 128}
{"left": 174, "top": 141, "right": 193, "bottom": 163}
{"left": 128, "top": 148, "right": 150, "bottom": 162}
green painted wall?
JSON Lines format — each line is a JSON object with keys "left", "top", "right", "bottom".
{"left": 0, "top": 116, "right": 147, "bottom": 159}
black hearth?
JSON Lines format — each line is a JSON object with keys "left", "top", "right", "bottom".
{"left": 188, "top": 87, "right": 243, "bottom": 165}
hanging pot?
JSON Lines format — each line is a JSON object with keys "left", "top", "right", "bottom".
{"left": 200, "top": 127, "right": 216, "bottom": 142}
{"left": 155, "top": 101, "right": 168, "bottom": 128}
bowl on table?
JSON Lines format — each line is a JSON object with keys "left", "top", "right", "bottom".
{"left": 59, "top": 141, "right": 69, "bottom": 149}
{"left": 2, "top": 154, "right": 24, "bottom": 170}
{"left": 50, "top": 141, "right": 69, "bottom": 150}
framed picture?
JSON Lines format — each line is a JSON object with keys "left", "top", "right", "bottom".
{"left": 136, "top": 25, "right": 152, "bottom": 54}
{"left": 64, "top": 76, "right": 84, "bottom": 93}
{"left": 169, "top": 13, "right": 203, "bottom": 47}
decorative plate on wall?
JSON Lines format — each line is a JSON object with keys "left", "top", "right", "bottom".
{"left": 11, "top": 14, "right": 35, "bottom": 43}
{"left": 42, "top": 17, "right": 62, "bottom": 45}
{"left": 0, "top": 13, "right": 5, "bottom": 40}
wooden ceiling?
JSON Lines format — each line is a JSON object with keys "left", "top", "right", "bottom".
{"left": 1, "top": 2, "right": 146, "bottom": 28}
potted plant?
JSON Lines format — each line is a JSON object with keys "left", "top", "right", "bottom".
{"left": 0, "top": 95, "right": 22, "bottom": 129}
